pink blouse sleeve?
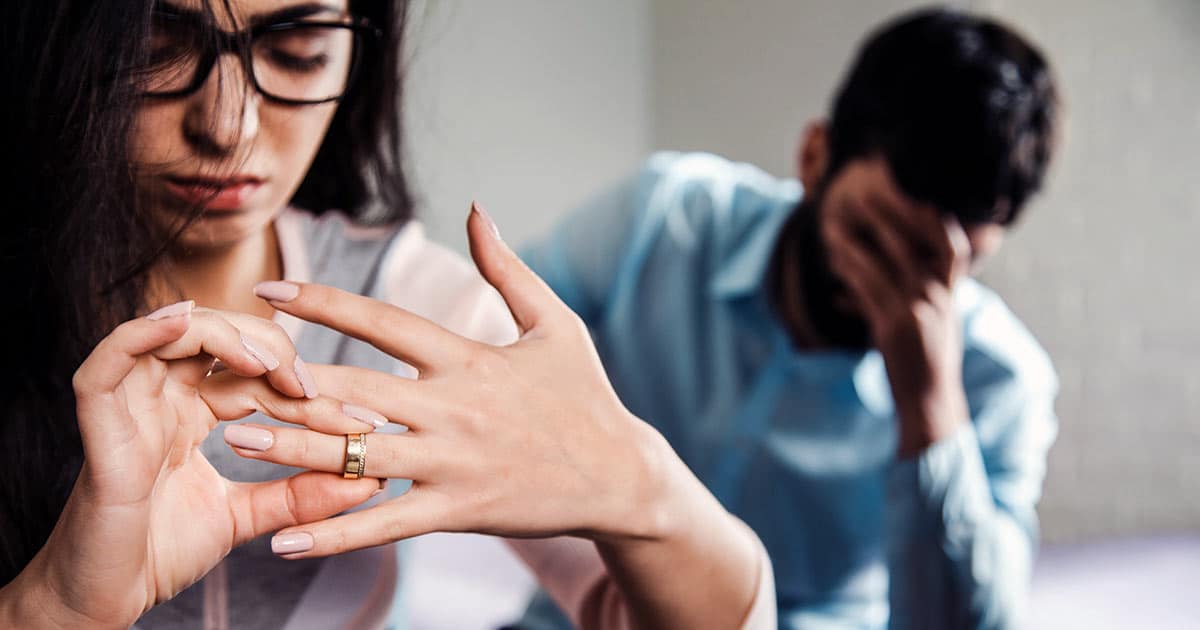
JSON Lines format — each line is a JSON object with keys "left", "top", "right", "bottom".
{"left": 505, "top": 520, "right": 775, "bottom": 630}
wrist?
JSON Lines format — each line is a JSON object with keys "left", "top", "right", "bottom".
{"left": 1, "top": 560, "right": 83, "bottom": 630}
{"left": 896, "top": 384, "right": 969, "bottom": 458}
{"left": 590, "top": 413, "right": 712, "bottom": 547}
{"left": 2, "top": 539, "right": 137, "bottom": 630}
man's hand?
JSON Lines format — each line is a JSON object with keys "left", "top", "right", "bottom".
{"left": 821, "top": 159, "right": 973, "bottom": 457}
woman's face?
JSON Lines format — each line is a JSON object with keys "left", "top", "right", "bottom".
{"left": 132, "top": 0, "right": 350, "bottom": 251}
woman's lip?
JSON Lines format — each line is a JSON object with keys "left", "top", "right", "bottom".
{"left": 164, "top": 178, "right": 264, "bottom": 211}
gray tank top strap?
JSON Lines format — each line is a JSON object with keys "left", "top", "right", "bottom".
{"left": 291, "top": 210, "right": 404, "bottom": 375}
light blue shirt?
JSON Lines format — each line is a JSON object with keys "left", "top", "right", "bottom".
{"left": 517, "top": 152, "right": 1059, "bottom": 629}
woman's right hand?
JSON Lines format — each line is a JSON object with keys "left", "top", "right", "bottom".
{"left": 0, "top": 302, "right": 382, "bottom": 629}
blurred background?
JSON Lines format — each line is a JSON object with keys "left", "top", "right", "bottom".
{"left": 398, "top": 0, "right": 1199, "bottom": 627}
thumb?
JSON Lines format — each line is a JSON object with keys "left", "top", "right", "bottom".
{"left": 466, "top": 201, "right": 562, "bottom": 335}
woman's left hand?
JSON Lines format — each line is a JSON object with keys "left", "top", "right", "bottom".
{"left": 236, "top": 205, "right": 684, "bottom": 555}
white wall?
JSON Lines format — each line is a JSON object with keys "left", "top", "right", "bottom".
{"left": 403, "top": 0, "right": 652, "bottom": 251}
{"left": 402, "top": 0, "right": 1200, "bottom": 544}
{"left": 399, "top": 5, "right": 652, "bottom": 626}
{"left": 650, "top": 0, "right": 1200, "bottom": 543}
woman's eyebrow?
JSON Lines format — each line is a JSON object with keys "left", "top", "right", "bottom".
{"left": 152, "top": 2, "right": 343, "bottom": 28}
{"left": 248, "top": 3, "right": 344, "bottom": 27}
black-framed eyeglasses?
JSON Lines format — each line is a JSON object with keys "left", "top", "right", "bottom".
{"left": 140, "top": 10, "right": 382, "bottom": 106}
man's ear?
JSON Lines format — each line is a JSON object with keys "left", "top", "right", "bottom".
{"left": 797, "top": 120, "right": 829, "bottom": 193}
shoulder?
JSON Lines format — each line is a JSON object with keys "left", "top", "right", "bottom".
{"left": 375, "top": 222, "right": 519, "bottom": 346}
{"left": 633, "top": 151, "right": 800, "bottom": 238}
{"left": 619, "top": 152, "right": 800, "bottom": 285}
{"left": 957, "top": 278, "right": 1058, "bottom": 400}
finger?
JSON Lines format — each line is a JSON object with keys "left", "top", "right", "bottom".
{"left": 862, "top": 160, "right": 953, "bottom": 270}
{"left": 467, "top": 202, "right": 569, "bottom": 336}
{"left": 305, "top": 364, "right": 445, "bottom": 430}
{"left": 72, "top": 301, "right": 194, "bottom": 398}
{"left": 222, "top": 424, "right": 435, "bottom": 481}
{"left": 868, "top": 193, "right": 941, "bottom": 243}
{"left": 269, "top": 492, "right": 446, "bottom": 558}
{"left": 211, "top": 310, "right": 313, "bottom": 399}
{"left": 941, "top": 217, "right": 972, "bottom": 286}
{"left": 864, "top": 159, "right": 942, "bottom": 245}
{"left": 73, "top": 303, "right": 194, "bottom": 456}
{"left": 199, "top": 369, "right": 390, "bottom": 434}
{"left": 843, "top": 200, "right": 922, "bottom": 292}
{"left": 151, "top": 309, "right": 294, "bottom": 390}
{"left": 826, "top": 224, "right": 898, "bottom": 323}
{"left": 227, "top": 471, "right": 384, "bottom": 547}
{"left": 252, "top": 282, "right": 474, "bottom": 374}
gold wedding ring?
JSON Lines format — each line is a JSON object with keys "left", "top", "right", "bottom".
{"left": 344, "top": 433, "right": 367, "bottom": 479}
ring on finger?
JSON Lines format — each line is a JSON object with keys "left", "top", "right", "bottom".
{"left": 344, "top": 433, "right": 367, "bottom": 479}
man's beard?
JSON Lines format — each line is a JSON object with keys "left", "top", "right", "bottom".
{"left": 772, "top": 197, "right": 873, "bottom": 350}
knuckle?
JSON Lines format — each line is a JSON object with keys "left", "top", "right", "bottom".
{"left": 463, "top": 347, "right": 504, "bottom": 378}
{"left": 71, "top": 369, "right": 93, "bottom": 398}
{"left": 309, "top": 286, "right": 337, "bottom": 312}
{"left": 284, "top": 482, "right": 302, "bottom": 524}
{"left": 294, "top": 431, "right": 313, "bottom": 463}
{"left": 257, "top": 320, "right": 293, "bottom": 348}
{"left": 455, "top": 406, "right": 489, "bottom": 436}
{"left": 911, "top": 301, "right": 940, "bottom": 327}
{"left": 382, "top": 513, "right": 408, "bottom": 541}
{"left": 550, "top": 311, "right": 590, "bottom": 343}
{"left": 377, "top": 435, "right": 403, "bottom": 468}
{"left": 323, "top": 526, "right": 349, "bottom": 552}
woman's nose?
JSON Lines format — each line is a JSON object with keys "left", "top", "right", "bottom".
{"left": 182, "top": 54, "right": 260, "bottom": 158}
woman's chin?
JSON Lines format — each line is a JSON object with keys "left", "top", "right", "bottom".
{"left": 164, "top": 208, "right": 277, "bottom": 253}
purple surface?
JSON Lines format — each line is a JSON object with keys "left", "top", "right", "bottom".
{"left": 1029, "top": 535, "right": 1200, "bottom": 629}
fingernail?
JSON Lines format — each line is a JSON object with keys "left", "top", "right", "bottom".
{"left": 271, "top": 532, "right": 314, "bottom": 555}
{"left": 371, "top": 479, "right": 388, "bottom": 498}
{"left": 471, "top": 201, "right": 502, "bottom": 240}
{"left": 254, "top": 281, "right": 299, "bottom": 302}
{"left": 294, "top": 356, "right": 318, "bottom": 399}
{"left": 343, "top": 403, "right": 388, "bottom": 429}
{"left": 240, "top": 333, "right": 281, "bottom": 371}
{"left": 224, "top": 424, "right": 274, "bottom": 451}
{"left": 147, "top": 300, "right": 194, "bottom": 320}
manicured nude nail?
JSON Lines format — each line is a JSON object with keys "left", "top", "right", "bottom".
{"left": 271, "top": 532, "right": 314, "bottom": 555}
{"left": 240, "top": 333, "right": 280, "bottom": 370}
{"left": 471, "top": 201, "right": 502, "bottom": 240}
{"left": 294, "top": 356, "right": 318, "bottom": 399}
{"left": 224, "top": 424, "right": 274, "bottom": 451}
{"left": 254, "top": 281, "right": 300, "bottom": 302}
{"left": 343, "top": 403, "right": 388, "bottom": 429}
{"left": 147, "top": 300, "right": 194, "bottom": 320}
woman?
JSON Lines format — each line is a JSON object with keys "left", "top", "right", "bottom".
{"left": 0, "top": 1, "right": 773, "bottom": 628}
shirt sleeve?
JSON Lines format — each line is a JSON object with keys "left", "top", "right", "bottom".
{"left": 505, "top": 517, "right": 776, "bottom": 630}
{"left": 885, "top": 360, "right": 1058, "bottom": 629}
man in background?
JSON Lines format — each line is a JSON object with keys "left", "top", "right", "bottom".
{"left": 518, "top": 8, "right": 1059, "bottom": 629}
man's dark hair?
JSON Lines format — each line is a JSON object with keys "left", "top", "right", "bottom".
{"left": 826, "top": 7, "right": 1058, "bottom": 225}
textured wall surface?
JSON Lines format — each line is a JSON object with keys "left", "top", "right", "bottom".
{"left": 404, "top": 0, "right": 652, "bottom": 251}
{"left": 649, "top": 0, "right": 1200, "bottom": 542}
{"left": 404, "top": 0, "right": 1199, "bottom": 543}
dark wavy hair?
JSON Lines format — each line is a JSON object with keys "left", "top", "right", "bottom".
{"left": 826, "top": 7, "right": 1058, "bottom": 225}
{"left": 0, "top": 0, "right": 411, "bottom": 585}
